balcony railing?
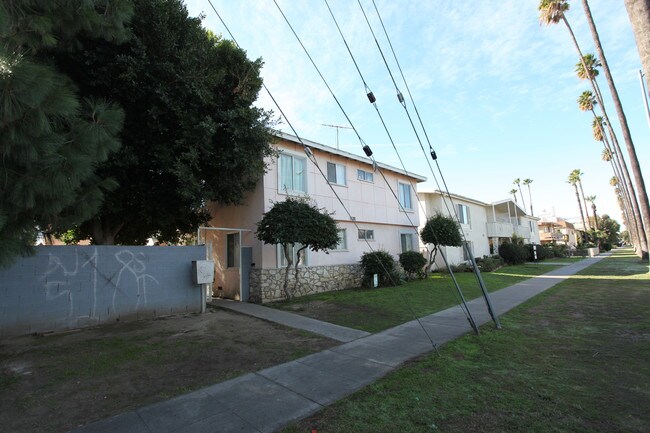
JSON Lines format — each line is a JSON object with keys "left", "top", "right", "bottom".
{"left": 487, "top": 222, "right": 532, "bottom": 239}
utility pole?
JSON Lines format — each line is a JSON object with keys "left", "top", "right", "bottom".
{"left": 322, "top": 123, "right": 352, "bottom": 150}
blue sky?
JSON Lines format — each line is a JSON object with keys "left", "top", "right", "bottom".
{"left": 186, "top": 0, "right": 649, "bottom": 228}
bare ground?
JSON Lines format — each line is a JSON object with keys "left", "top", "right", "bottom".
{"left": 0, "top": 305, "right": 337, "bottom": 433}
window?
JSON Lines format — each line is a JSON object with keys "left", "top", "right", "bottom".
{"left": 529, "top": 221, "right": 534, "bottom": 231}
{"left": 278, "top": 243, "right": 307, "bottom": 267}
{"left": 462, "top": 241, "right": 473, "bottom": 262}
{"left": 358, "top": 229, "right": 374, "bottom": 240}
{"left": 327, "top": 162, "right": 346, "bottom": 185}
{"left": 398, "top": 182, "right": 412, "bottom": 210}
{"left": 400, "top": 233, "right": 414, "bottom": 253}
{"left": 226, "top": 233, "right": 240, "bottom": 268}
{"left": 357, "top": 169, "right": 374, "bottom": 183}
{"left": 334, "top": 229, "right": 347, "bottom": 250}
{"left": 458, "top": 204, "right": 471, "bottom": 225}
{"left": 279, "top": 153, "right": 307, "bottom": 193}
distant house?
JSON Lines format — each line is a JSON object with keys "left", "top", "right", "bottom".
{"left": 417, "top": 190, "right": 540, "bottom": 268}
{"left": 206, "top": 132, "right": 426, "bottom": 303}
{"left": 538, "top": 217, "right": 579, "bottom": 247}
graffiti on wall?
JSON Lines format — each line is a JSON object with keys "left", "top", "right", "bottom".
{"left": 41, "top": 248, "right": 159, "bottom": 326}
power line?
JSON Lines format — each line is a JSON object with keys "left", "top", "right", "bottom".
{"left": 362, "top": 0, "right": 501, "bottom": 328}
{"left": 205, "top": 0, "right": 442, "bottom": 347}
{"left": 323, "top": 0, "right": 478, "bottom": 332}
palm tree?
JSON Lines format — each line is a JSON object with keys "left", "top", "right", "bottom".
{"left": 581, "top": 94, "right": 647, "bottom": 254}
{"left": 509, "top": 189, "right": 518, "bottom": 203}
{"left": 513, "top": 178, "right": 526, "bottom": 211}
{"left": 572, "top": 169, "right": 591, "bottom": 230}
{"left": 585, "top": 195, "right": 599, "bottom": 230}
{"left": 568, "top": 170, "right": 588, "bottom": 231}
{"left": 581, "top": 0, "right": 650, "bottom": 261}
{"left": 540, "top": 0, "right": 649, "bottom": 260}
{"left": 523, "top": 178, "right": 534, "bottom": 216}
{"left": 624, "top": 0, "right": 650, "bottom": 93}
{"left": 592, "top": 116, "right": 605, "bottom": 141}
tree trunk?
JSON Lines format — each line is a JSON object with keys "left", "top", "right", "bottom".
{"left": 91, "top": 219, "right": 123, "bottom": 245}
{"left": 292, "top": 246, "right": 308, "bottom": 295}
{"left": 574, "top": 185, "right": 588, "bottom": 234}
{"left": 427, "top": 246, "right": 438, "bottom": 276}
{"left": 518, "top": 186, "right": 526, "bottom": 211}
{"left": 592, "top": 204, "right": 599, "bottom": 230}
{"left": 527, "top": 185, "right": 534, "bottom": 216}
{"left": 624, "top": 0, "right": 650, "bottom": 93}
{"left": 562, "top": 15, "right": 649, "bottom": 259}
{"left": 577, "top": 180, "right": 591, "bottom": 230}
{"left": 282, "top": 244, "right": 293, "bottom": 300}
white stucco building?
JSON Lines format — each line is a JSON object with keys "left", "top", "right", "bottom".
{"left": 206, "top": 132, "right": 426, "bottom": 302}
{"left": 417, "top": 190, "right": 540, "bottom": 269}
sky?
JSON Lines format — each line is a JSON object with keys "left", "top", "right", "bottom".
{"left": 185, "top": 0, "right": 650, "bottom": 228}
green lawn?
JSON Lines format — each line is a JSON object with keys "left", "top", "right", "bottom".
{"left": 270, "top": 262, "right": 563, "bottom": 333}
{"left": 283, "top": 248, "right": 650, "bottom": 433}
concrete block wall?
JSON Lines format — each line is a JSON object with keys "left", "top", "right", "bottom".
{"left": 0, "top": 245, "right": 206, "bottom": 337}
{"left": 249, "top": 264, "right": 363, "bottom": 303}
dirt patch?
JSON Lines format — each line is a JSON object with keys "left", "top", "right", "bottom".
{"left": 0, "top": 305, "right": 337, "bottom": 433}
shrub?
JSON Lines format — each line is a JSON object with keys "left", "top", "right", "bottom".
{"left": 398, "top": 251, "right": 427, "bottom": 280}
{"left": 600, "top": 241, "right": 612, "bottom": 252}
{"left": 498, "top": 242, "right": 528, "bottom": 265}
{"left": 360, "top": 250, "right": 401, "bottom": 287}
{"left": 573, "top": 248, "right": 588, "bottom": 257}
{"left": 438, "top": 262, "right": 472, "bottom": 273}
{"left": 550, "top": 243, "right": 568, "bottom": 258}
{"left": 476, "top": 255, "right": 504, "bottom": 272}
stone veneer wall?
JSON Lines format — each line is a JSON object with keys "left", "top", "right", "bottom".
{"left": 249, "top": 264, "right": 363, "bottom": 303}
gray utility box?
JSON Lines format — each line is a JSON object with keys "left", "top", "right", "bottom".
{"left": 192, "top": 260, "right": 215, "bottom": 285}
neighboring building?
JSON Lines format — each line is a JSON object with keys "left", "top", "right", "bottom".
{"left": 206, "top": 132, "right": 426, "bottom": 302}
{"left": 418, "top": 190, "right": 540, "bottom": 268}
{"left": 538, "top": 217, "right": 579, "bottom": 247}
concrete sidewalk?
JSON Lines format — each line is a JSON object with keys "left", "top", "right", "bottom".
{"left": 69, "top": 255, "right": 608, "bottom": 433}
{"left": 211, "top": 298, "right": 370, "bottom": 342}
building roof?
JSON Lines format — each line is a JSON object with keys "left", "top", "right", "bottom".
{"left": 275, "top": 131, "right": 427, "bottom": 182}
{"left": 417, "top": 189, "right": 489, "bottom": 207}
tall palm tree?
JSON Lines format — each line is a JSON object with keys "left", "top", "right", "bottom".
{"left": 568, "top": 170, "right": 588, "bottom": 231}
{"left": 624, "top": 0, "right": 650, "bottom": 93}
{"left": 580, "top": 91, "right": 646, "bottom": 253}
{"left": 523, "top": 178, "right": 534, "bottom": 216}
{"left": 540, "top": 0, "right": 649, "bottom": 260}
{"left": 509, "top": 189, "right": 518, "bottom": 204}
{"left": 513, "top": 178, "right": 526, "bottom": 211}
{"left": 585, "top": 195, "right": 599, "bottom": 230}
{"left": 581, "top": 0, "right": 650, "bottom": 261}
{"left": 572, "top": 169, "right": 591, "bottom": 230}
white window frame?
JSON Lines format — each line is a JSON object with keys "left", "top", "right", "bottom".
{"left": 333, "top": 229, "right": 347, "bottom": 251}
{"left": 277, "top": 243, "right": 308, "bottom": 268}
{"left": 278, "top": 151, "right": 307, "bottom": 195}
{"left": 357, "top": 168, "right": 374, "bottom": 183}
{"left": 326, "top": 162, "right": 346, "bottom": 186}
{"left": 398, "top": 182, "right": 413, "bottom": 211}
{"left": 358, "top": 229, "right": 375, "bottom": 241}
{"left": 400, "top": 232, "right": 415, "bottom": 253}
{"left": 226, "top": 233, "right": 240, "bottom": 268}
{"left": 458, "top": 204, "right": 471, "bottom": 226}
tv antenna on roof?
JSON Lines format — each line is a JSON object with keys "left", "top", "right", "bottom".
{"left": 322, "top": 123, "right": 352, "bottom": 150}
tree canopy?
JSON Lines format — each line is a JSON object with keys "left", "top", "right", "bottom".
{"left": 420, "top": 213, "right": 462, "bottom": 272}
{"left": 256, "top": 197, "right": 339, "bottom": 299}
{"left": 55, "top": 0, "right": 275, "bottom": 245}
{"left": 0, "top": 0, "right": 132, "bottom": 267}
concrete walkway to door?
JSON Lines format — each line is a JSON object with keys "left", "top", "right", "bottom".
{"left": 68, "top": 255, "right": 608, "bottom": 433}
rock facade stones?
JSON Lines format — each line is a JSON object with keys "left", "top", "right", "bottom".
{"left": 249, "top": 264, "right": 363, "bottom": 303}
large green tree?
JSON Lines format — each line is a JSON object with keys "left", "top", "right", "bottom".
{"left": 256, "top": 197, "right": 339, "bottom": 300}
{"left": 0, "top": 0, "right": 132, "bottom": 267}
{"left": 55, "top": 0, "right": 274, "bottom": 244}
{"left": 420, "top": 213, "right": 462, "bottom": 273}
